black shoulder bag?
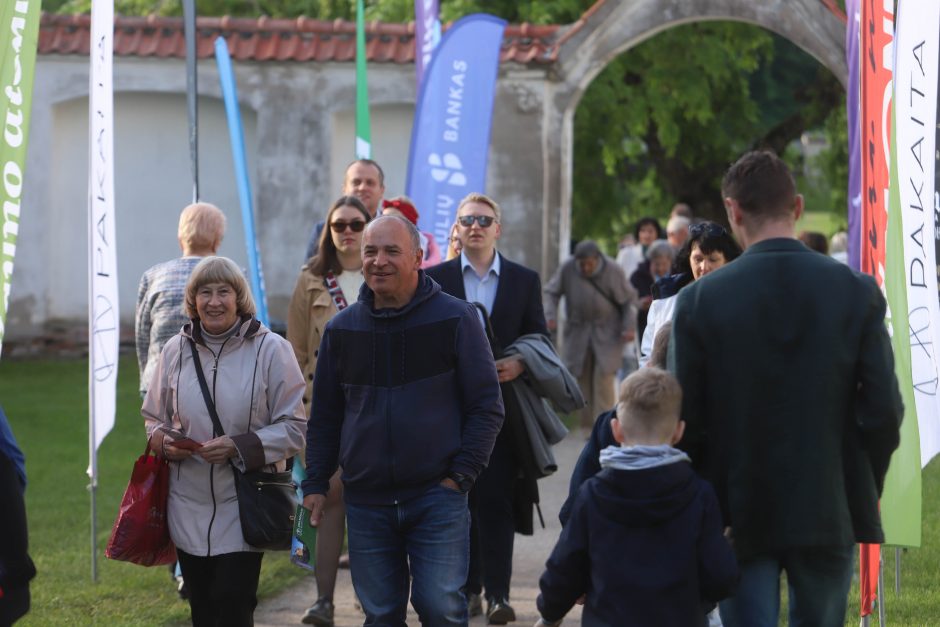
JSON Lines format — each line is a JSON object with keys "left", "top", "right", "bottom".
{"left": 188, "top": 339, "right": 296, "bottom": 551}
{"left": 586, "top": 277, "right": 624, "bottom": 317}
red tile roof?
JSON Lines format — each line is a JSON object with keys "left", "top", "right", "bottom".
{"left": 38, "top": 13, "right": 563, "bottom": 65}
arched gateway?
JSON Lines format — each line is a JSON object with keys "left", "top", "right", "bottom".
{"left": 534, "top": 0, "right": 846, "bottom": 276}
{"left": 19, "top": 1, "right": 845, "bottom": 340}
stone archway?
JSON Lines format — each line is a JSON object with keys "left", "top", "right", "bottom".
{"left": 536, "top": 0, "right": 846, "bottom": 275}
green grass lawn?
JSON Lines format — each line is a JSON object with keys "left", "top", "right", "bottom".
{"left": 795, "top": 210, "right": 845, "bottom": 239}
{"left": 1, "top": 354, "right": 938, "bottom": 625}
{"left": 0, "top": 354, "right": 305, "bottom": 626}
{"left": 849, "top": 457, "right": 940, "bottom": 626}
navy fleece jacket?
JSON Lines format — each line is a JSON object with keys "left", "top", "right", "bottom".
{"left": 538, "top": 462, "right": 737, "bottom": 626}
{"left": 302, "top": 271, "right": 505, "bottom": 505}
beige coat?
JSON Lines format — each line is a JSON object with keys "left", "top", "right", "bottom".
{"left": 142, "top": 318, "right": 307, "bottom": 556}
{"left": 543, "top": 256, "right": 636, "bottom": 377}
{"left": 286, "top": 265, "right": 340, "bottom": 411}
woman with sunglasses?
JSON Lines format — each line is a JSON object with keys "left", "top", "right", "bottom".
{"left": 287, "top": 195, "right": 370, "bottom": 626}
{"left": 639, "top": 221, "right": 742, "bottom": 366}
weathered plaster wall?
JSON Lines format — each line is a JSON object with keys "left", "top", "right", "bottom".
{"left": 14, "top": 53, "right": 550, "bottom": 340}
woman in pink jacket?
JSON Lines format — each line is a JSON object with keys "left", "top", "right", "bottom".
{"left": 143, "top": 256, "right": 306, "bottom": 627}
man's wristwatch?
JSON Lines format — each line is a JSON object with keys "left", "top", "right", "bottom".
{"left": 445, "top": 471, "right": 474, "bottom": 493}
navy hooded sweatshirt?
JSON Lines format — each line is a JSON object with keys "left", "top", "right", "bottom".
{"left": 538, "top": 461, "right": 738, "bottom": 626}
{"left": 302, "top": 271, "right": 505, "bottom": 505}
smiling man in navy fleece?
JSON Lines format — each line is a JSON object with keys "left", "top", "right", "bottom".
{"left": 302, "top": 215, "right": 505, "bottom": 627}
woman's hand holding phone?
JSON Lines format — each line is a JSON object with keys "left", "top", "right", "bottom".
{"left": 157, "top": 426, "right": 203, "bottom": 461}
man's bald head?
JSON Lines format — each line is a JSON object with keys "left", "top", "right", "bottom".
{"left": 361, "top": 216, "right": 423, "bottom": 309}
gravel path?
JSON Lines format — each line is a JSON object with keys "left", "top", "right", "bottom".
{"left": 254, "top": 431, "right": 587, "bottom": 627}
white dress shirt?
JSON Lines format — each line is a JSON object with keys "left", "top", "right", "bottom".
{"left": 461, "top": 251, "right": 501, "bottom": 315}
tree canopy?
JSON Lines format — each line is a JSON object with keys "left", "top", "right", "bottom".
{"left": 571, "top": 22, "right": 844, "bottom": 246}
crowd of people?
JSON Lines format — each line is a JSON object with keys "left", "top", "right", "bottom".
{"left": 132, "top": 150, "right": 902, "bottom": 627}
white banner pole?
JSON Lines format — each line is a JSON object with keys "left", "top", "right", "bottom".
{"left": 877, "top": 555, "right": 886, "bottom": 626}
{"left": 898, "top": 0, "right": 940, "bottom": 469}
{"left": 88, "top": 0, "right": 118, "bottom": 582}
{"left": 895, "top": 547, "right": 901, "bottom": 595}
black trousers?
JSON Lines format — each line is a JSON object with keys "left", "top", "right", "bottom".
{"left": 467, "top": 427, "right": 516, "bottom": 601}
{"left": 176, "top": 549, "right": 263, "bottom": 627}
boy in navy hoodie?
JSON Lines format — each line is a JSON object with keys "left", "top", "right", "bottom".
{"left": 536, "top": 368, "right": 737, "bottom": 626}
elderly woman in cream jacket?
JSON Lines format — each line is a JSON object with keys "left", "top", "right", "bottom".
{"left": 143, "top": 256, "right": 306, "bottom": 627}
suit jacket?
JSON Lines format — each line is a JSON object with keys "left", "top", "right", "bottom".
{"left": 427, "top": 253, "right": 549, "bottom": 534}
{"left": 668, "top": 238, "right": 903, "bottom": 560}
{"left": 426, "top": 253, "right": 548, "bottom": 348}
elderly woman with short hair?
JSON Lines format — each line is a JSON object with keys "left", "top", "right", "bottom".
{"left": 143, "top": 256, "right": 306, "bottom": 627}
{"left": 630, "top": 240, "right": 675, "bottom": 344}
{"left": 136, "top": 201, "right": 227, "bottom": 398}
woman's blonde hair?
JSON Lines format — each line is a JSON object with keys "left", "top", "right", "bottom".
{"left": 184, "top": 256, "right": 256, "bottom": 319}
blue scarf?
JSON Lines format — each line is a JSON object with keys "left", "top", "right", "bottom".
{"left": 599, "top": 444, "right": 689, "bottom": 471}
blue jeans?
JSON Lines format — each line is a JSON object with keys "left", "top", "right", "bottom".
{"left": 345, "top": 483, "right": 470, "bottom": 626}
{"left": 719, "top": 545, "right": 854, "bottom": 627}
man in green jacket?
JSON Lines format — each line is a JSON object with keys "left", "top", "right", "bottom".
{"left": 668, "top": 150, "right": 903, "bottom": 627}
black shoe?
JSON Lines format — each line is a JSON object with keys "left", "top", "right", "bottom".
{"left": 301, "top": 598, "right": 335, "bottom": 626}
{"left": 486, "top": 598, "right": 516, "bottom": 624}
{"left": 467, "top": 592, "right": 483, "bottom": 618}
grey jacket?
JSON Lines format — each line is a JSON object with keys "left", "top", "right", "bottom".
{"left": 504, "top": 334, "right": 584, "bottom": 476}
{"left": 142, "top": 317, "right": 307, "bottom": 556}
{"left": 543, "top": 256, "right": 636, "bottom": 377}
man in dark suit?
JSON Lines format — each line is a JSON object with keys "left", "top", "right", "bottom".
{"left": 426, "top": 192, "right": 548, "bottom": 625}
{"left": 668, "top": 151, "right": 903, "bottom": 627}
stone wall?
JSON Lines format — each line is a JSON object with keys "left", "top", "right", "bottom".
{"left": 10, "top": 52, "right": 550, "bottom": 344}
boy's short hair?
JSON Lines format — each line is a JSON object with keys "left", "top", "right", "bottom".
{"left": 616, "top": 368, "right": 682, "bottom": 440}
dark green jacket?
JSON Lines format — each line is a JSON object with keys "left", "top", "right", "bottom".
{"left": 668, "top": 238, "right": 902, "bottom": 560}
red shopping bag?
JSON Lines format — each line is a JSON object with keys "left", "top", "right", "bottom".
{"left": 105, "top": 445, "right": 176, "bottom": 566}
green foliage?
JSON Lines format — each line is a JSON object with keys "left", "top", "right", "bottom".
{"left": 570, "top": 22, "right": 772, "bottom": 246}
{"left": 0, "top": 355, "right": 304, "bottom": 626}
{"left": 439, "top": 0, "right": 592, "bottom": 24}
{"left": 816, "top": 94, "right": 850, "bottom": 220}
{"left": 570, "top": 23, "right": 845, "bottom": 245}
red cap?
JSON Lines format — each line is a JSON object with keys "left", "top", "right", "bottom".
{"left": 382, "top": 199, "right": 419, "bottom": 225}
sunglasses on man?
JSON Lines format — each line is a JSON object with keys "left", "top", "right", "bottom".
{"left": 457, "top": 215, "right": 497, "bottom": 228}
{"left": 330, "top": 220, "right": 367, "bottom": 233}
